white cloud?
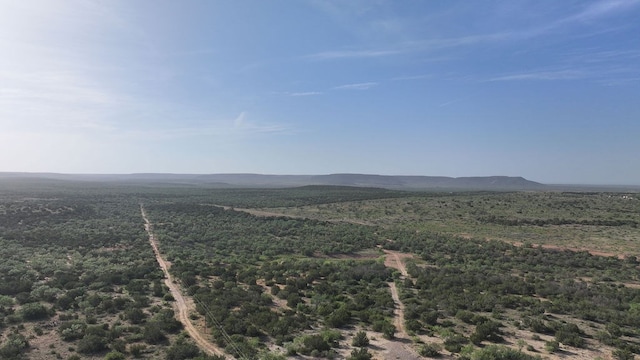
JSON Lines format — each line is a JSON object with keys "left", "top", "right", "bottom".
{"left": 231, "top": 112, "right": 290, "bottom": 134}
{"left": 569, "top": 0, "right": 640, "bottom": 22}
{"left": 233, "top": 111, "right": 247, "bottom": 128}
{"left": 391, "top": 74, "right": 433, "bottom": 81}
{"left": 288, "top": 91, "right": 323, "bottom": 96}
{"left": 489, "top": 70, "right": 585, "bottom": 82}
{"left": 0, "top": 1, "right": 131, "bottom": 136}
{"left": 334, "top": 82, "right": 378, "bottom": 90}
{"left": 306, "top": 49, "right": 401, "bottom": 60}
{"left": 119, "top": 112, "right": 291, "bottom": 141}
{"left": 0, "top": 69, "right": 122, "bottom": 135}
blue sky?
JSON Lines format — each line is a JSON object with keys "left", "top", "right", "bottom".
{"left": 1, "top": 0, "right": 639, "bottom": 184}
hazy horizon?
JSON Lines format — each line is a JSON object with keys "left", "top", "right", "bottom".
{"left": 1, "top": 1, "right": 639, "bottom": 185}
{"left": 3, "top": 171, "right": 640, "bottom": 187}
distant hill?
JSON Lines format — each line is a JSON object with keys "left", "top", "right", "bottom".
{"left": 0, "top": 172, "right": 547, "bottom": 191}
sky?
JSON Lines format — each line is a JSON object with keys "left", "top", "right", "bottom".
{"left": 1, "top": 0, "right": 639, "bottom": 184}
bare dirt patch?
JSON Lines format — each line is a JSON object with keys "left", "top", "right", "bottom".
{"left": 212, "top": 204, "right": 375, "bottom": 226}
{"left": 313, "top": 249, "right": 381, "bottom": 260}
{"left": 256, "top": 279, "right": 289, "bottom": 311}
{"left": 382, "top": 249, "right": 414, "bottom": 276}
{"left": 512, "top": 241, "right": 628, "bottom": 259}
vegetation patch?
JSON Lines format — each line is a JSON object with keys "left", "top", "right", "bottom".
{"left": 0, "top": 184, "right": 638, "bottom": 359}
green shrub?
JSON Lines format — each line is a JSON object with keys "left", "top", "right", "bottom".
{"left": 612, "top": 348, "right": 634, "bottom": 360}
{"left": 19, "top": 302, "right": 50, "bottom": 320}
{"left": 77, "top": 334, "right": 107, "bottom": 354}
{"left": 0, "top": 295, "right": 14, "bottom": 307}
{"left": 469, "top": 345, "right": 542, "bottom": 359}
{"left": 104, "top": 351, "right": 126, "bottom": 360}
{"left": 0, "top": 333, "right": 29, "bottom": 359}
{"left": 470, "top": 321, "right": 503, "bottom": 345}
{"left": 544, "top": 340, "right": 559, "bottom": 353}
{"left": 444, "top": 334, "right": 468, "bottom": 353}
{"left": 554, "top": 323, "right": 584, "bottom": 348}
{"left": 320, "top": 328, "right": 342, "bottom": 346}
{"left": 143, "top": 323, "right": 166, "bottom": 344}
{"left": 129, "top": 344, "right": 146, "bottom": 358}
{"left": 59, "top": 321, "right": 87, "bottom": 341}
{"left": 347, "top": 347, "right": 373, "bottom": 360}
{"left": 419, "top": 342, "right": 441, "bottom": 357}
{"left": 166, "top": 339, "right": 200, "bottom": 360}
{"left": 352, "top": 331, "right": 369, "bottom": 347}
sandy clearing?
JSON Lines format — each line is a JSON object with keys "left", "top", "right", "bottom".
{"left": 511, "top": 241, "right": 628, "bottom": 259}
{"left": 208, "top": 204, "right": 374, "bottom": 226}
{"left": 382, "top": 249, "right": 414, "bottom": 277}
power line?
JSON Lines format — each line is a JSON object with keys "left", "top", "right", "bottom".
{"left": 193, "top": 294, "right": 250, "bottom": 360}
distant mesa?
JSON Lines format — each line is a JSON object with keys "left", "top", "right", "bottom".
{"left": 0, "top": 172, "right": 546, "bottom": 191}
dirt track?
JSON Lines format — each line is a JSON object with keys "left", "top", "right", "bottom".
{"left": 383, "top": 249, "right": 411, "bottom": 277}
{"left": 383, "top": 250, "right": 411, "bottom": 340}
{"left": 140, "top": 205, "right": 225, "bottom": 357}
{"left": 381, "top": 249, "right": 425, "bottom": 360}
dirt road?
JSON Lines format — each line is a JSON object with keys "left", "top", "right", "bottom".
{"left": 383, "top": 249, "right": 411, "bottom": 277}
{"left": 140, "top": 205, "right": 225, "bottom": 357}
{"left": 379, "top": 249, "right": 424, "bottom": 359}
{"left": 388, "top": 282, "right": 407, "bottom": 338}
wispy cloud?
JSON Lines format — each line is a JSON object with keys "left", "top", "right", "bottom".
{"left": 489, "top": 70, "right": 585, "bottom": 82}
{"left": 270, "top": 90, "right": 323, "bottom": 97}
{"left": 305, "top": 49, "right": 401, "bottom": 60}
{"left": 0, "top": 69, "right": 122, "bottom": 134}
{"left": 302, "top": 0, "right": 640, "bottom": 77}
{"left": 0, "top": 70, "right": 116, "bottom": 105}
{"left": 505, "top": 0, "right": 640, "bottom": 40}
{"left": 438, "top": 96, "right": 472, "bottom": 108}
{"left": 568, "top": 0, "right": 640, "bottom": 23}
{"left": 597, "top": 77, "right": 640, "bottom": 86}
{"left": 392, "top": 74, "right": 433, "bottom": 81}
{"left": 419, "top": 1, "right": 640, "bottom": 52}
{"left": 565, "top": 49, "right": 640, "bottom": 64}
{"left": 122, "top": 112, "right": 290, "bottom": 140}
{"left": 334, "top": 82, "right": 378, "bottom": 90}
{"left": 231, "top": 111, "right": 290, "bottom": 134}
{"left": 288, "top": 91, "right": 323, "bottom": 97}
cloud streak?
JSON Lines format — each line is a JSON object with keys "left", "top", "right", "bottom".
{"left": 121, "top": 112, "right": 291, "bottom": 140}
{"left": 334, "top": 82, "right": 378, "bottom": 90}
{"left": 306, "top": 0, "right": 640, "bottom": 67}
{"left": 490, "top": 70, "right": 585, "bottom": 82}
{"left": 288, "top": 91, "right": 323, "bottom": 97}
{"left": 569, "top": 0, "right": 640, "bottom": 22}
{"left": 306, "top": 49, "right": 401, "bottom": 60}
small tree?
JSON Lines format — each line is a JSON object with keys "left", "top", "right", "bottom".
{"left": 19, "top": 303, "right": 50, "bottom": 320}
{"left": 382, "top": 324, "right": 396, "bottom": 340}
{"left": 104, "top": 351, "right": 126, "bottom": 360}
{"left": 444, "top": 334, "right": 468, "bottom": 353}
{"left": 143, "top": 323, "right": 166, "bottom": 344}
{"left": 470, "top": 321, "right": 503, "bottom": 345}
{"left": 129, "top": 344, "right": 146, "bottom": 358}
{"left": 544, "top": 340, "right": 559, "bottom": 353}
{"left": 612, "top": 348, "right": 634, "bottom": 360}
{"left": 166, "top": 338, "right": 200, "bottom": 360}
{"left": 78, "top": 334, "right": 107, "bottom": 354}
{"left": 352, "top": 331, "right": 369, "bottom": 347}
{"left": 419, "top": 343, "right": 441, "bottom": 357}
{"left": 347, "top": 347, "right": 373, "bottom": 360}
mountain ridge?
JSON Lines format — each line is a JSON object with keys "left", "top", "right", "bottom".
{"left": 0, "top": 172, "right": 545, "bottom": 190}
